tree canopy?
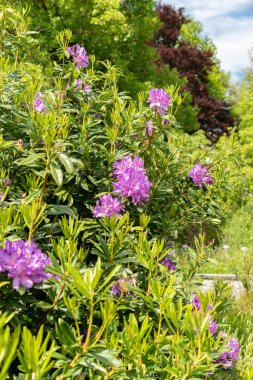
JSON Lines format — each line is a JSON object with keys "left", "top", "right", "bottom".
{"left": 152, "top": 4, "right": 235, "bottom": 142}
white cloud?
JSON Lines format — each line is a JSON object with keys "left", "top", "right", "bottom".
{"left": 214, "top": 21, "right": 253, "bottom": 81}
{"left": 164, "top": 0, "right": 253, "bottom": 82}
{"left": 170, "top": 0, "right": 253, "bottom": 17}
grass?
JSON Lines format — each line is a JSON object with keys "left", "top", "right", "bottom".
{"left": 198, "top": 199, "right": 253, "bottom": 275}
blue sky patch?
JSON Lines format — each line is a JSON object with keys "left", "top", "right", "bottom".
{"left": 164, "top": 0, "right": 253, "bottom": 82}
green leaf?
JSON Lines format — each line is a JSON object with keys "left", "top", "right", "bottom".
{"left": 88, "top": 350, "right": 122, "bottom": 367}
{"left": 50, "top": 160, "right": 63, "bottom": 186}
{"left": 47, "top": 204, "right": 75, "bottom": 217}
{"left": 14, "top": 153, "right": 45, "bottom": 167}
{"left": 58, "top": 153, "right": 74, "bottom": 174}
{"left": 58, "top": 319, "right": 76, "bottom": 345}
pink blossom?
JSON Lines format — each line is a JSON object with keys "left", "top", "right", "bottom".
{"left": 112, "top": 155, "right": 152, "bottom": 205}
{"left": 67, "top": 44, "right": 89, "bottom": 69}
{"left": 146, "top": 120, "right": 153, "bottom": 136}
{"left": 189, "top": 164, "right": 213, "bottom": 187}
{"left": 0, "top": 240, "right": 54, "bottom": 289}
{"left": 148, "top": 88, "right": 172, "bottom": 115}
{"left": 111, "top": 277, "right": 135, "bottom": 296}
{"left": 93, "top": 194, "right": 124, "bottom": 218}
{"left": 34, "top": 92, "right": 46, "bottom": 112}
{"left": 74, "top": 79, "right": 83, "bottom": 89}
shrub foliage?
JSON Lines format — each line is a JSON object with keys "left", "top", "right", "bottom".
{"left": 0, "top": 5, "right": 245, "bottom": 379}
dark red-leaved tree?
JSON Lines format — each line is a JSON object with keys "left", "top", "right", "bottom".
{"left": 152, "top": 4, "right": 235, "bottom": 142}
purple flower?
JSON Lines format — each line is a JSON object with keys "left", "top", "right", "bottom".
{"left": 83, "top": 328, "right": 88, "bottom": 340}
{"left": 209, "top": 319, "right": 218, "bottom": 335}
{"left": 67, "top": 44, "right": 89, "bottom": 69}
{"left": 15, "top": 139, "right": 24, "bottom": 150}
{"left": 228, "top": 339, "right": 240, "bottom": 360}
{"left": 93, "top": 112, "right": 101, "bottom": 119}
{"left": 2, "top": 178, "right": 12, "bottom": 187}
{"left": 34, "top": 92, "right": 46, "bottom": 112}
{"left": 148, "top": 88, "right": 172, "bottom": 115}
{"left": 111, "top": 277, "right": 135, "bottom": 296}
{"left": 111, "top": 281, "right": 122, "bottom": 296}
{"left": 191, "top": 295, "right": 201, "bottom": 311}
{"left": 74, "top": 79, "right": 83, "bottom": 90}
{"left": 84, "top": 84, "right": 92, "bottom": 93}
{"left": 0, "top": 240, "right": 54, "bottom": 289}
{"left": 162, "top": 119, "right": 169, "bottom": 126}
{"left": 146, "top": 120, "right": 153, "bottom": 136}
{"left": 216, "top": 338, "right": 240, "bottom": 368}
{"left": 93, "top": 194, "right": 124, "bottom": 218}
{"left": 71, "top": 80, "right": 92, "bottom": 94}
{"left": 159, "top": 255, "right": 176, "bottom": 270}
{"left": 112, "top": 155, "right": 152, "bottom": 205}
{"left": 188, "top": 164, "right": 213, "bottom": 187}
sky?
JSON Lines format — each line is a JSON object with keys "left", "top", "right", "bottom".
{"left": 165, "top": 0, "right": 253, "bottom": 82}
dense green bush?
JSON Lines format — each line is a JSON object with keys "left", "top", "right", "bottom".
{"left": 0, "top": 6, "right": 248, "bottom": 379}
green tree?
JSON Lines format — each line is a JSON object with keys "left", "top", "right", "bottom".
{"left": 235, "top": 51, "right": 253, "bottom": 162}
{"left": 233, "top": 49, "right": 253, "bottom": 191}
{"left": 153, "top": 4, "right": 235, "bottom": 141}
{"left": 6, "top": 0, "right": 159, "bottom": 96}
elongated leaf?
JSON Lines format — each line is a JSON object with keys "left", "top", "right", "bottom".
{"left": 88, "top": 350, "right": 122, "bottom": 367}
{"left": 50, "top": 160, "right": 63, "bottom": 186}
{"left": 58, "top": 319, "right": 76, "bottom": 345}
{"left": 58, "top": 153, "right": 74, "bottom": 174}
{"left": 47, "top": 204, "right": 75, "bottom": 217}
{"left": 67, "top": 265, "right": 90, "bottom": 299}
{"left": 14, "top": 153, "right": 45, "bottom": 167}
{"left": 0, "top": 326, "right": 20, "bottom": 378}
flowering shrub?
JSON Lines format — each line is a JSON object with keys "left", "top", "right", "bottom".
{"left": 0, "top": 12, "right": 245, "bottom": 379}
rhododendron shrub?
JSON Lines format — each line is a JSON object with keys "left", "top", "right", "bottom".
{"left": 0, "top": 13, "right": 244, "bottom": 379}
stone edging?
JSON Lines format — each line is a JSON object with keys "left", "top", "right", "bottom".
{"left": 197, "top": 273, "right": 253, "bottom": 281}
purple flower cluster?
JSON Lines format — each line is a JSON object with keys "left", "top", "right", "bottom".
{"left": 111, "top": 276, "right": 135, "bottom": 296}
{"left": 74, "top": 79, "right": 82, "bottom": 90}
{"left": 188, "top": 164, "right": 213, "bottom": 187}
{"left": 67, "top": 44, "right": 89, "bottom": 69}
{"left": 159, "top": 255, "right": 176, "bottom": 271}
{"left": 146, "top": 120, "right": 153, "bottom": 136}
{"left": 0, "top": 240, "right": 54, "bottom": 289}
{"left": 112, "top": 155, "right": 152, "bottom": 205}
{"left": 191, "top": 294, "right": 201, "bottom": 311}
{"left": 148, "top": 88, "right": 172, "bottom": 115}
{"left": 93, "top": 194, "right": 124, "bottom": 218}
{"left": 74, "top": 79, "right": 92, "bottom": 93}
{"left": 191, "top": 295, "right": 218, "bottom": 335}
{"left": 216, "top": 338, "right": 240, "bottom": 368}
{"left": 34, "top": 92, "right": 46, "bottom": 112}
{"left": 209, "top": 319, "right": 218, "bottom": 335}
